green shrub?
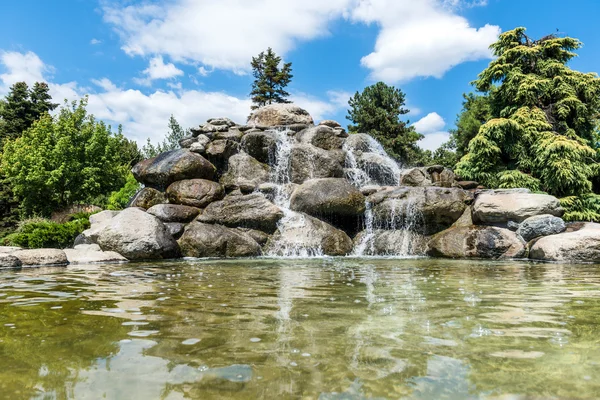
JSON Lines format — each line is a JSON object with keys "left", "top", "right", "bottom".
{"left": 106, "top": 173, "right": 141, "bottom": 210}
{"left": 2, "top": 216, "right": 91, "bottom": 249}
{"left": 560, "top": 194, "right": 600, "bottom": 222}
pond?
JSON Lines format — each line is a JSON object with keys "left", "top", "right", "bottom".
{"left": 0, "top": 258, "right": 599, "bottom": 399}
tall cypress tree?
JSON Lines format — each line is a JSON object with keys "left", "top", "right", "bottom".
{"left": 250, "top": 48, "right": 293, "bottom": 109}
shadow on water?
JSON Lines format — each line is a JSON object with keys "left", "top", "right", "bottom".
{"left": 1, "top": 258, "right": 600, "bottom": 399}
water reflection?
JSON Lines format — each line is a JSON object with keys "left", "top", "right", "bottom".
{"left": 0, "top": 259, "right": 599, "bottom": 399}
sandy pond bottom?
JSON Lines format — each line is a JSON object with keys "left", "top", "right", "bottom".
{"left": 0, "top": 258, "right": 599, "bottom": 399}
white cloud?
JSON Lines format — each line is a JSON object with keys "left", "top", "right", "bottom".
{"left": 90, "top": 38, "right": 102, "bottom": 45}
{"left": 291, "top": 90, "right": 351, "bottom": 122}
{"left": 134, "top": 55, "right": 184, "bottom": 85}
{"left": 198, "top": 66, "right": 213, "bottom": 77}
{"left": 0, "top": 51, "right": 48, "bottom": 92}
{"left": 413, "top": 112, "right": 448, "bottom": 151}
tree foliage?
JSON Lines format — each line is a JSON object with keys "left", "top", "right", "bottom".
{"left": 1, "top": 98, "right": 132, "bottom": 216}
{"left": 143, "top": 115, "right": 187, "bottom": 158}
{"left": 455, "top": 28, "right": 600, "bottom": 197}
{"left": 250, "top": 48, "right": 293, "bottom": 110}
{"left": 347, "top": 82, "right": 428, "bottom": 165}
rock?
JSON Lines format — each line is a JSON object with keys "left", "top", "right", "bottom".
{"left": 247, "top": 104, "right": 314, "bottom": 127}
{"left": 189, "top": 142, "right": 206, "bottom": 154}
{"left": 344, "top": 133, "right": 374, "bottom": 153}
{"left": 64, "top": 246, "right": 128, "bottom": 264}
{"left": 12, "top": 249, "right": 69, "bottom": 266}
{"left": 207, "top": 117, "right": 236, "bottom": 127}
{"left": 428, "top": 226, "right": 526, "bottom": 259}
{"left": 355, "top": 152, "right": 400, "bottom": 186}
{"left": 166, "top": 179, "right": 225, "bottom": 208}
{"left": 267, "top": 212, "right": 353, "bottom": 256}
{"left": 257, "top": 182, "right": 297, "bottom": 202}
{"left": 400, "top": 168, "right": 432, "bottom": 187}
{"left": 179, "top": 136, "right": 197, "bottom": 148}
{"left": 178, "top": 222, "right": 261, "bottom": 258}
{"left": 0, "top": 253, "right": 22, "bottom": 268}
{"left": 530, "top": 223, "right": 600, "bottom": 262}
{"left": 319, "top": 120, "right": 341, "bottom": 128}
{"left": 132, "top": 149, "right": 216, "bottom": 190}
{"left": 214, "top": 128, "right": 244, "bottom": 142}
{"left": 240, "top": 130, "right": 278, "bottom": 163}
{"left": 195, "top": 123, "right": 230, "bottom": 135}
{"left": 205, "top": 139, "right": 240, "bottom": 172}
{"left": 333, "top": 128, "right": 348, "bottom": 138}
{"left": 353, "top": 230, "right": 426, "bottom": 256}
{"left": 147, "top": 204, "right": 201, "bottom": 223}
{"left": 457, "top": 181, "right": 479, "bottom": 190}
{"left": 360, "top": 185, "right": 382, "bottom": 196}
{"left": 220, "top": 153, "right": 271, "bottom": 191}
{"left": 452, "top": 206, "right": 473, "bottom": 227}
{"left": 296, "top": 125, "right": 344, "bottom": 150}
{"left": 516, "top": 214, "right": 566, "bottom": 242}
{"left": 164, "top": 222, "right": 186, "bottom": 239}
{"left": 234, "top": 228, "right": 270, "bottom": 246}
{"left": 290, "top": 178, "right": 365, "bottom": 230}
{"left": 430, "top": 168, "right": 456, "bottom": 188}
{"left": 129, "top": 187, "right": 168, "bottom": 209}
{"left": 89, "top": 210, "right": 120, "bottom": 226}
{"left": 95, "top": 208, "right": 179, "bottom": 260}
{"left": 73, "top": 233, "right": 92, "bottom": 246}
{"left": 368, "top": 186, "right": 473, "bottom": 235}
{"left": 473, "top": 192, "right": 563, "bottom": 224}
{"left": 198, "top": 193, "right": 284, "bottom": 233}
{"left": 290, "top": 144, "right": 344, "bottom": 184}
{"left": 507, "top": 221, "right": 520, "bottom": 231}
{"left": 0, "top": 246, "right": 22, "bottom": 254}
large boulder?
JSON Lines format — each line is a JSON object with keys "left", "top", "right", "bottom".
{"left": 296, "top": 125, "right": 344, "bottom": 150}
{"left": 247, "top": 104, "right": 314, "bottom": 127}
{"left": 240, "top": 130, "right": 278, "bottom": 163}
{"left": 400, "top": 168, "right": 432, "bottom": 187}
{"left": 205, "top": 139, "right": 240, "bottom": 173}
{"left": 197, "top": 193, "right": 284, "bottom": 233}
{"left": 64, "top": 244, "right": 128, "bottom": 264}
{"left": 368, "top": 186, "right": 473, "bottom": 235}
{"left": 290, "top": 144, "right": 344, "bottom": 184}
{"left": 214, "top": 128, "right": 244, "bottom": 142}
{"left": 353, "top": 230, "right": 426, "bottom": 256}
{"left": 516, "top": 214, "right": 566, "bottom": 242}
{"left": 344, "top": 133, "right": 375, "bottom": 153}
{"left": 0, "top": 253, "right": 22, "bottom": 268}
{"left": 129, "top": 187, "right": 168, "bottom": 209}
{"left": 147, "top": 204, "right": 201, "bottom": 223}
{"left": 95, "top": 208, "right": 179, "bottom": 260}
{"left": 266, "top": 212, "right": 353, "bottom": 256}
{"left": 290, "top": 178, "right": 365, "bottom": 230}
{"left": 132, "top": 149, "right": 216, "bottom": 190}
{"left": 428, "top": 226, "right": 526, "bottom": 259}
{"left": 166, "top": 179, "right": 225, "bottom": 208}
{"left": 472, "top": 191, "right": 563, "bottom": 224}
{"left": 428, "top": 166, "right": 456, "bottom": 187}
{"left": 12, "top": 249, "right": 69, "bottom": 266}
{"left": 178, "top": 222, "right": 261, "bottom": 258}
{"left": 89, "top": 210, "right": 120, "bottom": 225}
{"left": 354, "top": 152, "right": 400, "bottom": 186}
{"left": 529, "top": 222, "right": 600, "bottom": 262}
{"left": 219, "top": 153, "right": 271, "bottom": 191}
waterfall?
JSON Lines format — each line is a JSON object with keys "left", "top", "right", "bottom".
{"left": 343, "top": 134, "right": 403, "bottom": 187}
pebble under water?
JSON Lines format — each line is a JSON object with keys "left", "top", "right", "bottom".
{"left": 1, "top": 258, "right": 599, "bottom": 399}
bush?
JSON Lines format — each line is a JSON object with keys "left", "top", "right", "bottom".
{"left": 2, "top": 216, "right": 91, "bottom": 249}
{"left": 106, "top": 173, "right": 141, "bottom": 210}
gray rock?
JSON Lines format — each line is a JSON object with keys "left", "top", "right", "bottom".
{"left": 296, "top": 125, "right": 344, "bottom": 150}
{"left": 240, "top": 130, "right": 278, "bottom": 163}
{"left": 132, "top": 149, "right": 216, "bottom": 190}
{"left": 147, "top": 204, "right": 201, "bottom": 223}
{"left": 207, "top": 117, "right": 236, "bottom": 127}
{"left": 353, "top": 230, "right": 426, "bottom": 256}
{"left": 507, "top": 221, "right": 520, "bottom": 231}
{"left": 333, "top": 128, "right": 348, "bottom": 138}
{"left": 457, "top": 181, "right": 479, "bottom": 190}
{"left": 344, "top": 133, "right": 374, "bottom": 153}
{"left": 198, "top": 193, "right": 284, "bottom": 233}
{"left": 319, "top": 119, "right": 341, "bottom": 128}
{"left": 89, "top": 210, "right": 120, "bottom": 226}
{"left": 189, "top": 142, "right": 206, "bottom": 154}
{"left": 247, "top": 104, "right": 314, "bottom": 127}
{"left": 428, "top": 226, "right": 526, "bottom": 259}
{"left": 473, "top": 192, "right": 563, "bottom": 224}
{"left": 0, "top": 253, "right": 22, "bottom": 268}
{"left": 368, "top": 186, "right": 473, "bottom": 235}
{"left": 164, "top": 222, "right": 186, "bottom": 239}
{"left": 95, "top": 208, "right": 179, "bottom": 260}
{"left": 429, "top": 168, "right": 456, "bottom": 188}
{"left": 64, "top": 247, "right": 128, "bottom": 264}
{"left": 516, "top": 214, "right": 566, "bottom": 242}
{"left": 214, "top": 128, "right": 244, "bottom": 142}
{"left": 196, "top": 123, "right": 230, "bottom": 134}
{"left": 0, "top": 246, "right": 22, "bottom": 254}
{"left": 400, "top": 168, "right": 432, "bottom": 187}
{"left": 290, "top": 144, "right": 344, "bottom": 184}
{"left": 530, "top": 223, "right": 600, "bottom": 262}
{"left": 179, "top": 135, "right": 197, "bottom": 148}
{"left": 205, "top": 139, "right": 240, "bottom": 172}
{"left": 220, "top": 153, "right": 271, "bottom": 191}
{"left": 12, "top": 249, "right": 69, "bottom": 266}
{"left": 129, "top": 187, "right": 168, "bottom": 209}
{"left": 355, "top": 152, "right": 400, "bottom": 186}
{"left": 234, "top": 228, "right": 270, "bottom": 246}
{"left": 178, "top": 222, "right": 261, "bottom": 258}
{"left": 166, "top": 179, "right": 225, "bottom": 208}
{"left": 290, "top": 178, "right": 366, "bottom": 227}
{"left": 266, "top": 212, "right": 353, "bottom": 256}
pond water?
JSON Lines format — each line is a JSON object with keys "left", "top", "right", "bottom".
{"left": 1, "top": 258, "right": 599, "bottom": 399}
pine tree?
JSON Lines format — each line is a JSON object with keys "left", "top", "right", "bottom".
{"left": 347, "top": 82, "right": 428, "bottom": 165}
{"left": 142, "top": 115, "right": 188, "bottom": 158}
{"left": 250, "top": 48, "right": 293, "bottom": 109}
{"left": 30, "top": 82, "right": 58, "bottom": 118}
{"left": 455, "top": 28, "right": 600, "bottom": 199}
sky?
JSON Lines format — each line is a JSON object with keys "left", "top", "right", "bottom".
{"left": 1, "top": 0, "right": 599, "bottom": 152}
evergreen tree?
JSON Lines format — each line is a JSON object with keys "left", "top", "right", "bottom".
{"left": 250, "top": 48, "right": 293, "bottom": 109}
{"left": 449, "top": 93, "right": 492, "bottom": 160}
{"left": 455, "top": 28, "right": 600, "bottom": 200}
{"left": 142, "top": 115, "right": 188, "bottom": 158}
{"left": 30, "top": 82, "right": 58, "bottom": 118}
{"left": 347, "top": 82, "right": 428, "bottom": 165}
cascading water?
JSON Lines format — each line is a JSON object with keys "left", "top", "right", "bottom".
{"left": 343, "top": 135, "right": 403, "bottom": 187}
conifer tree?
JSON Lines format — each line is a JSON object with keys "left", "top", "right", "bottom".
{"left": 455, "top": 28, "right": 600, "bottom": 200}
{"left": 250, "top": 48, "right": 293, "bottom": 109}
{"left": 142, "top": 115, "right": 187, "bottom": 158}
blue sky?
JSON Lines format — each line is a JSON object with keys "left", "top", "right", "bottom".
{"left": 1, "top": 0, "right": 599, "bottom": 151}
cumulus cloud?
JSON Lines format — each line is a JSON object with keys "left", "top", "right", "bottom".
{"left": 134, "top": 55, "right": 184, "bottom": 86}
{"left": 90, "top": 38, "right": 102, "bottom": 45}
{"left": 0, "top": 51, "right": 48, "bottom": 91}
{"left": 291, "top": 90, "right": 352, "bottom": 122}
{"left": 102, "top": 0, "right": 499, "bottom": 82}
{"left": 413, "top": 112, "right": 449, "bottom": 151}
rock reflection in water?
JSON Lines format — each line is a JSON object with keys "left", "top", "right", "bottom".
{"left": 0, "top": 259, "right": 599, "bottom": 399}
